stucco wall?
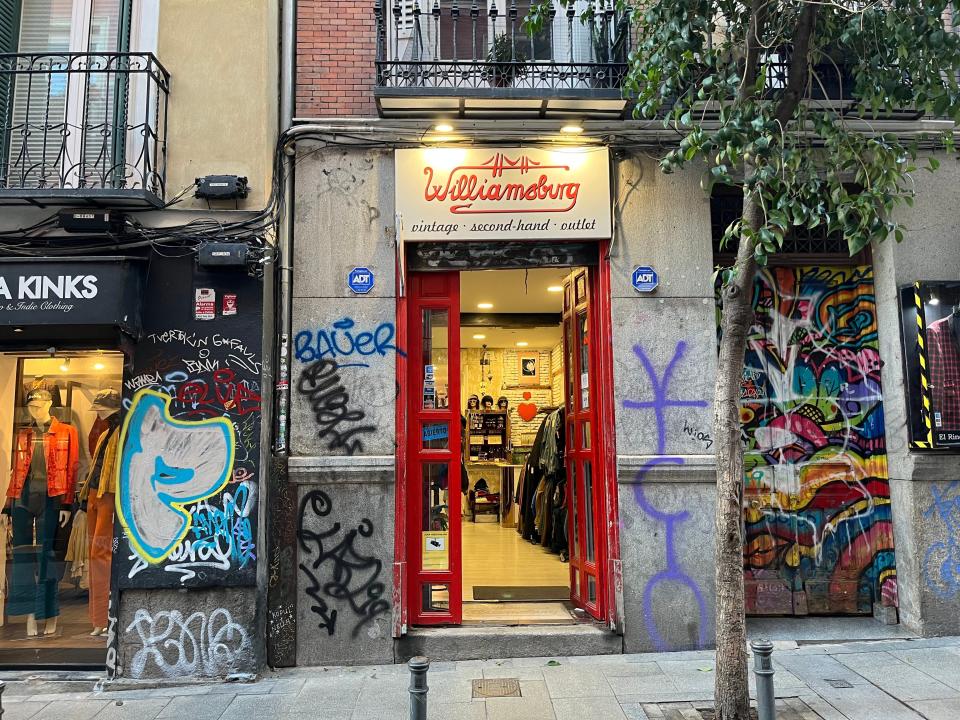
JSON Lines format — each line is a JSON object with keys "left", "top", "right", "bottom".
{"left": 157, "top": 0, "right": 278, "bottom": 209}
{"left": 874, "top": 153, "right": 960, "bottom": 636}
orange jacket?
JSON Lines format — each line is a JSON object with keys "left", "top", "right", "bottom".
{"left": 8, "top": 417, "right": 79, "bottom": 499}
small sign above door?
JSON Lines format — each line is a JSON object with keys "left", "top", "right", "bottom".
{"left": 395, "top": 147, "right": 611, "bottom": 242}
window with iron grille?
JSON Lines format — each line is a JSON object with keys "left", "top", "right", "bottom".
{"left": 710, "top": 185, "right": 850, "bottom": 258}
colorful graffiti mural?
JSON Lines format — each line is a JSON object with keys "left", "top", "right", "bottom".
{"left": 736, "top": 266, "right": 896, "bottom": 615}
{"left": 116, "top": 389, "right": 236, "bottom": 564}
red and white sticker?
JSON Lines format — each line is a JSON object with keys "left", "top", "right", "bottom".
{"left": 195, "top": 288, "right": 216, "bottom": 320}
{"left": 223, "top": 293, "right": 238, "bottom": 316}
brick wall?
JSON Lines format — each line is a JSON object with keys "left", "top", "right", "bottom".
{"left": 297, "top": 0, "right": 377, "bottom": 117}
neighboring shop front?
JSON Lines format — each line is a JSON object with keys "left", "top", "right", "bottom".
{"left": 0, "top": 252, "right": 266, "bottom": 676}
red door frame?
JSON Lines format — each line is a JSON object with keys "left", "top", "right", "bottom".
{"left": 393, "top": 241, "right": 621, "bottom": 631}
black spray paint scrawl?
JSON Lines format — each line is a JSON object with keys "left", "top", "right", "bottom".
{"left": 297, "top": 489, "right": 389, "bottom": 638}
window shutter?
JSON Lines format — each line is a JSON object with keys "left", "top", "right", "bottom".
{"left": 0, "top": 0, "right": 23, "bottom": 54}
{"left": 0, "top": 0, "right": 23, "bottom": 177}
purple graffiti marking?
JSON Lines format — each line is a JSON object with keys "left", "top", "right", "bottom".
{"left": 623, "top": 341, "right": 710, "bottom": 651}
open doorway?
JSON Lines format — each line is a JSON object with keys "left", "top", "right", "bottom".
{"left": 405, "top": 261, "right": 612, "bottom": 628}
{"left": 459, "top": 268, "right": 574, "bottom": 625}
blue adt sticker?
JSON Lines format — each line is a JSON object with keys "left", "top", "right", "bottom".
{"left": 347, "top": 267, "right": 375, "bottom": 294}
{"left": 632, "top": 266, "right": 659, "bottom": 293}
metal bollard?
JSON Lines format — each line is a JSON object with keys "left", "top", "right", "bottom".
{"left": 408, "top": 656, "right": 430, "bottom": 720}
{"left": 751, "top": 639, "right": 776, "bottom": 720}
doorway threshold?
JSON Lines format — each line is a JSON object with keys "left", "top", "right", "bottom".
{"left": 396, "top": 623, "right": 622, "bottom": 663}
{"left": 746, "top": 616, "right": 916, "bottom": 646}
{"left": 462, "top": 601, "right": 578, "bottom": 626}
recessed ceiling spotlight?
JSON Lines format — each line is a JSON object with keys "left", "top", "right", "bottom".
{"left": 59, "top": 358, "right": 71, "bottom": 372}
{"left": 477, "top": 302, "right": 493, "bottom": 310}
{"left": 472, "top": 334, "right": 486, "bottom": 340}
{"left": 560, "top": 124, "right": 583, "bottom": 134}
{"left": 929, "top": 289, "right": 941, "bottom": 306}
{"left": 434, "top": 123, "right": 454, "bottom": 133}
{"left": 12, "top": 327, "right": 22, "bottom": 333}
{"left": 547, "top": 285, "right": 563, "bottom": 293}
{"left": 516, "top": 341, "right": 529, "bottom": 347}
{"left": 94, "top": 362, "right": 105, "bottom": 370}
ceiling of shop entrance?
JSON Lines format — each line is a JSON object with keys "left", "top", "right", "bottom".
{"left": 459, "top": 268, "right": 568, "bottom": 349}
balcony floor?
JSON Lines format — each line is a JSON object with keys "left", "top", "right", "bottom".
{"left": 0, "top": 187, "right": 165, "bottom": 209}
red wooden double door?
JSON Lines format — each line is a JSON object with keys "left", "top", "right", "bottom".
{"left": 399, "top": 265, "right": 619, "bottom": 628}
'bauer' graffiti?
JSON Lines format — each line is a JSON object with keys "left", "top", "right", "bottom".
{"left": 116, "top": 389, "right": 235, "bottom": 564}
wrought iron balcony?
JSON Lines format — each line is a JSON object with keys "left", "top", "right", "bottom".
{"left": 0, "top": 52, "right": 169, "bottom": 208}
{"left": 374, "top": 1, "right": 631, "bottom": 118}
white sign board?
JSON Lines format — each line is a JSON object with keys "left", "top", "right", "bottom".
{"left": 395, "top": 147, "right": 611, "bottom": 241}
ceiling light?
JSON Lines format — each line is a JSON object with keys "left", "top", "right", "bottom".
{"left": 560, "top": 124, "right": 583, "bottom": 134}
{"left": 94, "top": 362, "right": 105, "bottom": 370}
{"left": 516, "top": 341, "right": 529, "bottom": 347}
{"left": 929, "top": 289, "right": 941, "bottom": 306}
{"left": 12, "top": 327, "right": 22, "bottom": 333}
{"left": 547, "top": 285, "right": 563, "bottom": 293}
{"left": 472, "top": 334, "right": 486, "bottom": 340}
{"left": 477, "top": 302, "right": 493, "bottom": 309}
{"left": 59, "top": 358, "right": 71, "bottom": 372}
{"left": 433, "top": 123, "right": 454, "bottom": 133}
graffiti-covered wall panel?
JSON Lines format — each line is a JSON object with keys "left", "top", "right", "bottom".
{"left": 740, "top": 266, "right": 895, "bottom": 615}
{"left": 291, "top": 299, "right": 400, "bottom": 457}
{"left": 116, "top": 253, "right": 263, "bottom": 589}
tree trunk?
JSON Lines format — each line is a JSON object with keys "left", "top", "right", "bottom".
{"left": 713, "top": 190, "right": 762, "bottom": 720}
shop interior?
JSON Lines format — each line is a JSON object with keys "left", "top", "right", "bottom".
{"left": 431, "top": 268, "right": 581, "bottom": 625}
{"left": 0, "top": 350, "right": 123, "bottom": 665}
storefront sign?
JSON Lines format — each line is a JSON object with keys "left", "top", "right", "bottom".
{"left": 0, "top": 258, "right": 143, "bottom": 331}
{"left": 396, "top": 147, "right": 611, "bottom": 241}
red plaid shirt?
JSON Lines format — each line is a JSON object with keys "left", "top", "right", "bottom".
{"left": 927, "top": 317, "right": 960, "bottom": 428}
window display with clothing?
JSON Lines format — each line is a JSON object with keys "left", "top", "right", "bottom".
{"left": 78, "top": 389, "right": 121, "bottom": 636}
{"left": 5, "top": 388, "right": 79, "bottom": 637}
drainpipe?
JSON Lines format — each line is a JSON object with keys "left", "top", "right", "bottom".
{"left": 275, "top": 0, "right": 296, "bottom": 456}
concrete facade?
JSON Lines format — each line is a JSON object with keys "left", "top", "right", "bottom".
{"left": 284, "top": 138, "right": 960, "bottom": 667}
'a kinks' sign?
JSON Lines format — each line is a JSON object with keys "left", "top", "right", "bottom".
{"left": 395, "top": 147, "right": 611, "bottom": 241}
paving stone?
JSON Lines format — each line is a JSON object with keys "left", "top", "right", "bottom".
{"left": 607, "top": 674, "right": 679, "bottom": 699}
{"left": 0, "top": 701, "right": 49, "bottom": 720}
{"left": 542, "top": 668, "right": 615, "bottom": 698}
{"left": 219, "top": 693, "right": 295, "bottom": 720}
{"left": 156, "top": 693, "right": 235, "bottom": 720}
{"left": 482, "top": 664, "right": 547, "bottom": 681}
{"left": 620, "top": 703, "right": 652, "bottom": 720}
{"left": 813, "top": 684, "right": 924, "bottom": 720}
{"left": 427, "top": 701, "right": 487, "bottom": 720}
{"left": 888, "top": 647, "right": 960, "bottom": 689}
{"left": 31, "top": 700, "right": 111, "bottom": 720}
{"left": 601, "top": 663, "right": 664, "bottom": 678}
{"left": 907, "top": 698, "right": 960, "bottom": 720}
{"left": 268, "top": 678, "right": 306, "bottom": 694}
{"left": 485, "top": 696, "right": 557, "bottom": 720}
{"left": 91, "top": 699, "right": 171, "bottom": 720}
{"left": 553, "top": 696, "right": 628, "bottom": 720}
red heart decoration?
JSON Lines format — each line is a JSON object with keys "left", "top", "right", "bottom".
{"left": 517, "top": 400, "right": 538, "bottom": 422}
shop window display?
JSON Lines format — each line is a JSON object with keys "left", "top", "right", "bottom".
{"left": 900, "top": 282, "right": 960, "bottom": 449}
{"left": 0, "top": 352, "right": 122, "bottom": 661}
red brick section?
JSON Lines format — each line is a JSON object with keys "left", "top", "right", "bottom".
{"left": 297, "top": 0, "right": 378, "bottom": 118}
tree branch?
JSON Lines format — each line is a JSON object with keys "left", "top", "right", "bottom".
{"left": 773, "top": 2, "right": 820, "bottom": 125}
{"left": 740, "top": 0, "right": 771, "bottom": 100}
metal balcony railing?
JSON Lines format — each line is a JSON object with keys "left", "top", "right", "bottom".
{"left": 375, "top": 1, "right": 631, "bottom": 96}
{"left": 0, "top": 52, "right": 169, "bottom": 206}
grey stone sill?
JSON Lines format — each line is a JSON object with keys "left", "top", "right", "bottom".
{"left": 288, "top": 455, "right": 396, "bottom": 484}
{"left": 617, "top": 454, "right": 716, "bottom": 484}
{"left": 887, "top": 451, "right": 960, "bottom": 482}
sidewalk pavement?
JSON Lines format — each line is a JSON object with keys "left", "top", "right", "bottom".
{"left": 3, "top": 636, "right": 960, "bottom": 720}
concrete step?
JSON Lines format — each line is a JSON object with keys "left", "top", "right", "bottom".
{"left": 396, "top": 623, "right": 623, "bottom": 663}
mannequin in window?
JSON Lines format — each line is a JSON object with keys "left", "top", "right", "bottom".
{"left": 926, "top": 304, "right": 960, "bottom": 429}
{"left": 466, "top": 395, "right": 480, "bottom": 412}
{"left": 5, "top": 389, "right": 79, "bottom": 637}
{"left": 481, "top": 395, "right": 494, "bottom": 411}
{"left": 79, "top": 389, "right": 121, "bottom": 636}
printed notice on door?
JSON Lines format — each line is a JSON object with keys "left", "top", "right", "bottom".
{"left": 422, "top": 531, "right": 449, "bottom": 571}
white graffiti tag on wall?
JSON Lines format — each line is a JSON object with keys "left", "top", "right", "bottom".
{"left": 116, "top": 389, "right": 235, "bottom": 563}
{"left": 125, "top": 608, "right": 251, "bottom": 678}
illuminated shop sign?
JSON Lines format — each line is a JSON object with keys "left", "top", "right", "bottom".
{"left": 396, "top": 147, "right": 611, "bottom": 241}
